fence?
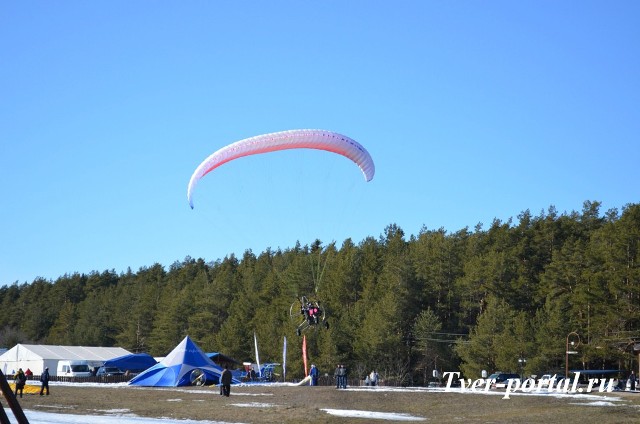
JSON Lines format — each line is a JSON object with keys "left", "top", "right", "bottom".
{"left": 25, "top": 374, "right": 133, "bottom": 384}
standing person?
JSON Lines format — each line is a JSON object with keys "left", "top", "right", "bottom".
{"left": 370, "top": 370, "right": 379, "bottom": 387}
{"left": 40, "top": 366, "right": 50, "bottom": 395}
{"left": 630, "top": 370, "right": 637, "bottom": 391}
{"left": 14, "top": 368, "right": 27, "bottom": 398}
{"left": 336, "top": 364, "right": 346, "bottom": 389}
{"left": 341, "top": 364, "right": 348, "bottom": 389}
{"left": 334, "top": 364, "right": 341, "bottom": 389}
{"left": 310, "top": 364, "right": 319, "bottom": 386}
{"left": 220, "top": 365, "right": 232, "bottom": 397}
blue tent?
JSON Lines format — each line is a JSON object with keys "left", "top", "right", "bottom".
{"left": 128, "top": 336, "right": 239, "bottom": 387}
{"left": 103, "top": 353, "right": 157, "bottom": 373}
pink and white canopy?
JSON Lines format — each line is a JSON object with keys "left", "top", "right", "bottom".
{"left": 187, "top": 129, "right": 375, "bottom": 208}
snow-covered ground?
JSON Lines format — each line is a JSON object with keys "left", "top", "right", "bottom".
{"left": 2, "top": 381, "right": 632, "bottom": 423}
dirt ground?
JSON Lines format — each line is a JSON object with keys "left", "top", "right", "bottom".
{"left": 5, "top": 383, "right": 640, "bottom": 423}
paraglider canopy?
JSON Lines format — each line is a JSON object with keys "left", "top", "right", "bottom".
{"left": 187, "top": 129, "right": 375, "bottom": 208}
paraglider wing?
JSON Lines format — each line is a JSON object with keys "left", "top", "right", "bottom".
{"left": 187, "top": 129, "right": 375, "bottom": 208}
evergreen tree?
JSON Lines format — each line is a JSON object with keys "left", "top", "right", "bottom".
{"left": 46, "top": 301, "right": 77, "bottom": 345}
{"left": 456, "top": 296, "right": 519, "bottom": 378}
{"left": 412, "top": 308, "right": 444, "bottom": 384}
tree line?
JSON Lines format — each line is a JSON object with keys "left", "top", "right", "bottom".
{"left": 1, "top": 200, "right": 639, "bottom": 384}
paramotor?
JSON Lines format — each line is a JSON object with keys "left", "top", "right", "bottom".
{"left": 290, "top": 296, "right": 329, "bottom": 336}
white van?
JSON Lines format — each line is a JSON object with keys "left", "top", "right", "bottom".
{"left": 57, "top": 360, "right": 92, "bottom": 377}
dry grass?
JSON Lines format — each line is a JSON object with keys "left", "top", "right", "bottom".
{"left": 6, "top": 383, "right": 640, "bottom": 423}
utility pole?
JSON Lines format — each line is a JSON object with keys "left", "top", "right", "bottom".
{"left": 565, "top": 332, "right": 580, "bottom": 380}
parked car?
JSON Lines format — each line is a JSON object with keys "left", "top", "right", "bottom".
{"left": 96, "top": 366, "right": 124, "bottom": 376}
{"left": 57, "top": 360, "right": 92, "bottom": 378}
{"left": 503, "top": 377, "right": 521, "bottom": 386}
{"left": 538, "top": 374, "right": 554, "bottom": 385}
{"left": 487, "top": 372, "right": 521, "bottom": 388}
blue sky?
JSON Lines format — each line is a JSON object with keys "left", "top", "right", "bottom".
{"left": 1, "top": 1, "right": 639, "bottom": 286}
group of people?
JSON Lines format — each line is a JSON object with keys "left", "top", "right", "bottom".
{"left": 242, "top": 367, "right": 258, "bottom": 382}
{"left": 334, "top": 364, "right": 348, "bottom": 389}
{"left": 364, "top": 370, "right": 379, "bottom": 386}
{"left": 12, "top": 367, "right": 50, "bottom": 398}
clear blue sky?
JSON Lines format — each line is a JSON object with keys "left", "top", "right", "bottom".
{"left": 2, "top": 1, "right": 638, "bottom": 286}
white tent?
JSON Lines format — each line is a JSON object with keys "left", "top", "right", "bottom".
{"left": 0, "top": 344, "right": 131, "bottom": 376}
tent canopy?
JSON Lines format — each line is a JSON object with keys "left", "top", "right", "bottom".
{"left": 103, "top": 353, "right": 157, "bottom": 373}
{"left": 129, "top": 336, "right": 240, "bottom": 387}
{"left": 0, "top": 344, "right": 131, "bottom": 376}
{"left": 2, "top": 344, "right": 130, "bottom": 361}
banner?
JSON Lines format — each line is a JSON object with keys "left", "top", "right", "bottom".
{"left": 254, "top": 332, "right": 261, "bottom": 378}
{"left": 283, "top": 336, "right": 287, "bottom": 382}
{"left": 302, "top": 335, "right": 308, "bottom": 377}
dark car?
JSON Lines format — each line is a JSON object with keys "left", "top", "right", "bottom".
{"left": 487, "top": 372, "right": 521, "bottom": 388}
{"left": 96, "top": 366, "right": 124, "bottom": 376}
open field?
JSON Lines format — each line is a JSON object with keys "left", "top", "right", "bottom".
{"left": 5, "top": 383, "right": 640, "bottom": 423}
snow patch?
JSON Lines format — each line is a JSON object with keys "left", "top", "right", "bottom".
{"left": 4, "top": 409, "right": 242, "bottom": 424}
{"left": 322, "top": 408, "right": 426, "bottom": 421}
{"left": 89, "top": 408, "right": 134, "bottom": 415}
{"left": 231, "top": 402, "right": 275, "bottom": 408}
{"left": 569, "top": 401, "right": 618, "bottom": 407}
